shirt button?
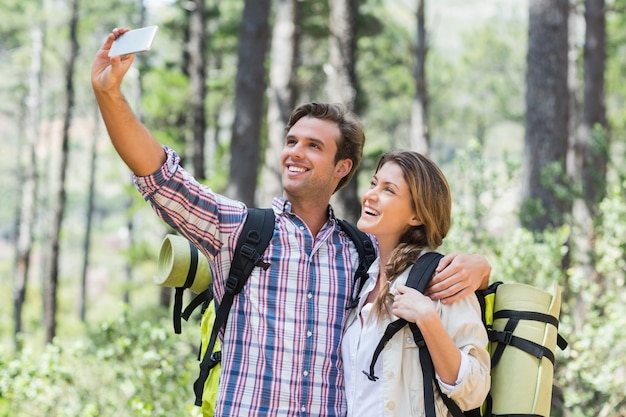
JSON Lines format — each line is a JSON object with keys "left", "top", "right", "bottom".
{"left": 406, "top": 337, "right": 413, "bottom": 344}
{"left": 308, "top": 293, "right": 313, "bottom": 299}
{"left": 303, "top": 370, "right": 309, "bottom": 376}
{"left": 301, "top": 406, "right": 306, "bottom": 412}
{"left": 307, "top": 331, "right": 312, "bottom": 337}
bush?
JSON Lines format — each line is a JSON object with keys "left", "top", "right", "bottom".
{"left": 0, "top": 306, "right": 202, "bottom": 417}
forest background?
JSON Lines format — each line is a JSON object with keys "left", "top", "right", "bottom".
{"left": 1, "top": 0, "right": 625, "bottom": 416}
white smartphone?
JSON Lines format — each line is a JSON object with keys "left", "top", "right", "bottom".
{"left": 108, "top": 26, "right": 159, "bottom": 57}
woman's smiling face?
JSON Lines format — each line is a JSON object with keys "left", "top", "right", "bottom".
{"left": 357, "top": 161, "right": 420, "bottom": 247}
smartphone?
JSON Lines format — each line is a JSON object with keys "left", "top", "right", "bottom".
{"left": 108, "top": 26, "right": 159, "bottom": 57}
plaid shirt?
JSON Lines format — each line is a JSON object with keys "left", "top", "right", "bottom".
{"left": 135, "top": 148, "right": 364, "bottom": 417}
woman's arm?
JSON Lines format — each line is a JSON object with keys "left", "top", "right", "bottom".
{"left": 393, "top": 283, "right": 490, "bottom": 408}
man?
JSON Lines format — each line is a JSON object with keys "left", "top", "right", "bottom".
{"left": 92, "top": 28, "right": 490, "bottom": 417}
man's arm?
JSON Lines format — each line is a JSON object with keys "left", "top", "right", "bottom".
{"left": 91, "top": 28, "right": 165, "bottom": 176}
{"left": 424, "top": 253, "right": 491, "bottom": 304}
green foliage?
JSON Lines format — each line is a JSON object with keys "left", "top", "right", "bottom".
{"left": 142, "top": 67, "right": 190, "bottom": 149}
{"left": 0, "top": 307, "right": 200, "bottom": 417}
{"left": 357, "top": 8, "right": 414, "bottom": 151}
{"left": 441, "top": 137, "right": 519, "bottom": 252}
{"left": 554, "top": 177, "right": 626, "bottom": 416}
{"left": 428, "top": 15, "right": 526, "bottom": 147}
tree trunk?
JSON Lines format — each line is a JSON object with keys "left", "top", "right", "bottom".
{"left": 326, "top": 0, "right": 361, "bottom": 223}
{"left": 186, "top": 0, "right": 208, "bottom": 180}
{"left": 79, "top": 106, "right": 100, "bottom": 322}
{"left": 226, "top": 0, "right": 272, "bottom": 206}
{"left": 258, "top": 0, "right": 301, "bottom": 206}
{"left": 410, "top": 0, "right": 430, "bottom": 154}
{"left": 13, "top": 25, "right": 44, "bottom": 351}
{"left": 521, "top": 0, "right": 571, "bottom": 231}
{"left": 44, "top": 0, "right": 79, "bottom": 343}
{"left": 581, "top": 0, "right": 608, "bottom": 209}
{"left": 567, "top": 0, "right": 608, "bottom": 332}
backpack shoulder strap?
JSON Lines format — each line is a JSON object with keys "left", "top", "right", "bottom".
{"left": 405, "top": 252, "right": 444, "bottom": 292}
{"left": 210, "top": 207, "right": 275, "bottom": 347}
{"left": 193, "top": 207, "right": 275, "bottom": 405}
{"left": 337, "top": 219, "right": 377, "bottom": 309}
{"left": 362, "top": 251, "right": 443, "bottom": 382}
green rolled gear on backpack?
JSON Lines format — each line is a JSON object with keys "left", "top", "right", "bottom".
{"left": 154, "top": 234, "right": 214, "bottom": 334}
{"left": 153, "top": 233, "right": 222, "bottom": 416}
{"left": 483, "top": 281, "right": 566, "bottom": 417}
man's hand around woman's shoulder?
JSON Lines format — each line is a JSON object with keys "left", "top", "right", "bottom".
{"left": 424, "top": 253, "right": 491, "bottom": 304}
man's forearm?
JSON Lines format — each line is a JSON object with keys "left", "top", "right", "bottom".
{"left": 95, "top": 89, "right": 166, "bottom": 176}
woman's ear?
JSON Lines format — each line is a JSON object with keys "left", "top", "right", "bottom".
{"left": 408, "top": 216, "right": 422, "bottom": 227}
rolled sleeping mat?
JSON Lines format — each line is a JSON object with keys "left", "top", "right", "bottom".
{"left": 489, "top": 282, "right": 562, "bottom": 417}
{"left": 154, "top": 234, "right": 212, "bottom": 294}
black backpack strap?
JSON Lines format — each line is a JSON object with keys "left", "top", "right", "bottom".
{"left": 489, "top": 309, "right": 564, "bottom": 368}
{"left": 192, "top": 207, "right": 275, "bottom": 406}
{"left": 172, "top": 238, "right": 202, "bottom": 334}
{"left": 410, "top": 320, "right": 467, "bottom": 417}
{"left": 405, "top": 252, "right": 444, "bottom": 291}
{"left": 362, "top": 252, "right": 443, "bottom": 383}
{"left": 406, "top": 252, "right": 465, "bottom": 417}
{"left": 181, "top": 287, "right": 213, "bottom": 321}
{"left": 337, "top": 219, "right": 377, "bottom": 310}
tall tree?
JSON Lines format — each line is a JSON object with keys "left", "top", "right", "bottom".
{"left": 410, "top": 0, "right": 430, "bottom": 154}
{"left": 580, "top": 0, "right": 608, "bottom": 210}
{"left": 44, "top": 0, "right": 79, "bottom": 343}
{"left": 79, "top": 106, "right": 100, "bottom": 322}
{"left": 568, "top": 0, "right": 608, "bottom": 331}
{"left": 226, "top": 0, "right": 272, "bottom": 205}
{"left": 522, "top": 0, "right": 571, "bottom": 231}
{"left": 326, "top": 0, "right": 360, "bottom": 223}
{"left": 184, "top": 0, "right": 208, "bottom": 180}
{"left": 13, "top": 23, "right": 44, "bottom": 350}
{"left": 258, "top": 0, "right": 301, "bottom": 205}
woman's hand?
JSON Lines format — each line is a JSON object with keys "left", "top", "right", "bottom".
{"left": 392, "top": 284, "right": 438, "bottom": 325}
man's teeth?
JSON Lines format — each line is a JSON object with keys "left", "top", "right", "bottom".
{"left": 365, "top": 208, "right": 379, "bottom": 216}
{"left": 289, "top": 166, "right": 306, "bottom": 173}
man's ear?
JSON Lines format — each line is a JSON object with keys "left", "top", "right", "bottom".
{"left": 334, "top": 158, "right": 353, "bottom": 179}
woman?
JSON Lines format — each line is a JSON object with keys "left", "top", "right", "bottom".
{"left": 342, "top": 150, "right": 490, "bottom": 417}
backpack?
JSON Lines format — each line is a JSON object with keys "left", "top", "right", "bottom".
{"left": 172, "top": 208, "right": 377, "bottom": 416}
{"left": 363, "top": 251, "right": 569, "bottom": 417}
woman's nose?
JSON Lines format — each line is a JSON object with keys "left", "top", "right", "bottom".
{"left": 363, "top": 187, "right": 378, "bottom": 201}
